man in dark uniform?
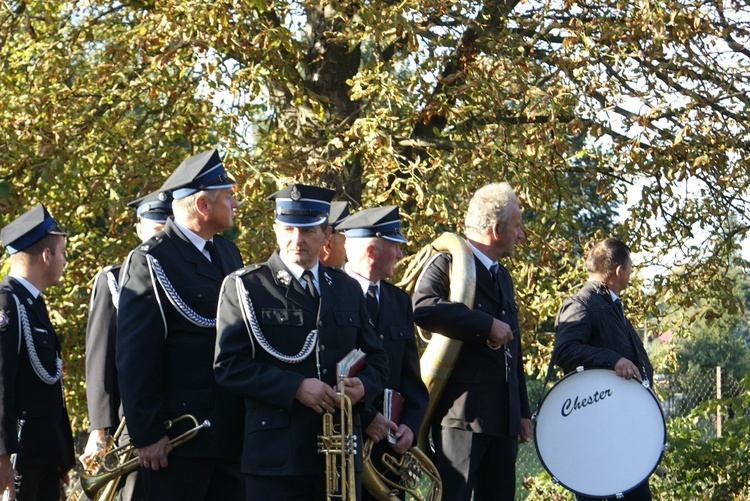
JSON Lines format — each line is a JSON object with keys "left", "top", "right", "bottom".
{"left": 318, "top": 201, "right": 349, "bottom": 268}
{"left": 214, "top": 183, "right": 388, "bottom": 501}
{"left": 116, "top": 149, "right": 245, "bottom": 501}
{"left": 412, "top": 182, "right": 532, "bottom": 501}
{"left": 0, "top": 204, "right": 75, "bottom": 500}
{"left": 553, "top": 238, "right": 654, "bottom": 501}
{"left": 337, "top": 205, "right": 429, "bottom": 500}
{"left": 79, "top": 190, "right": 172, "bottom": 501}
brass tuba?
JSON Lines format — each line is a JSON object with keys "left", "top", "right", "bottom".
{"left": 362, "top": 439, "right": 441, "bottom": 500}
{"left": 318, "top": 375, "right": 357, "bottom": 501}
{"left": 69, "top": 414, "right": 210, "bottom": 501}
{"left": 396, "top": 232, "right": 476, "bottom": 455}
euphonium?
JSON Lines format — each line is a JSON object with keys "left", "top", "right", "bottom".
{"left": 362, "top": 439, "right": 442, "bottom": 501}
{"left": 77, "top": 414, "right": 210, "bottom": 500}
{"left": 317, "top": 376, "right": 357, "bottom": 501}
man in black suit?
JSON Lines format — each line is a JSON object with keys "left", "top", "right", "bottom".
{"left": 412, "top": 182, "right": 532, "bottom": 501}
{"left": 116, "top": 149, "right": 245, "bottom": 501}
{"left": 79, "top": 190, "right": 172, "bottom": 501}
{"left": 337, "top": 205, "right": 429, "bottom": 500}
{"left": 553, "top": 238, "right": 654, "bottom": 501}
{"left": 0, "top": 204, "right": 75, "bottom": 500}
{"left": 214, "top": 183, "right": 388, "bottom": 501}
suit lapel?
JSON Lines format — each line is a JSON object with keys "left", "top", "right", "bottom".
{"left": 317, "top": 266, "right": 340, "bottom": 320}
{"left": 267, "top": 252, "right": 318, "bottom": 313}
{"left": 164, "top": 220, "right": 223, "bottom": 283}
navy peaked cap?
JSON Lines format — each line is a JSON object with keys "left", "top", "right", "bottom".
{"left": 1, "top": 204, "right": 67, "bottom": 255}
{"left": 336, "top": 205, "right": 407, "bottom": 243}
{"left": 328, "top": 201, "right": 350, "bottom": 231}
{"left": 268, "top": 183, "right": 335, "bottom": 227}
{"left": 159, "top": 149, "right": 235, "bottom": 200}
{"left": 127, "top": 190, "right": 173, "bottom": 223}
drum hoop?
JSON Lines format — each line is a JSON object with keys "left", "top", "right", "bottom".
{"left": 533, "top": 367, "right": 667, "bottom": 498}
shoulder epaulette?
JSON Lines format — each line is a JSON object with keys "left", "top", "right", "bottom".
{"left": 138, "top": 235, "right": 164, "bottom": 253}
{"left": 236, "top": 264, "right": 262, "bottom": 276}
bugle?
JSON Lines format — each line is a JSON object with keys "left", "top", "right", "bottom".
{"left": 78, "top": 414, "right": 210, "bottom": 500}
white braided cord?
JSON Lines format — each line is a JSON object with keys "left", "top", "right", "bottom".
{"left": 146, "top": 254, "right": 216, "bottom": 328}
{"left": 12, "top": 295, "right": 62, "bottom": 385}
{"left": 105, "top": 270, "right": 120, "bottom": 309}
{"left": 236, "top": 275, "right": 318, "bottom": 363}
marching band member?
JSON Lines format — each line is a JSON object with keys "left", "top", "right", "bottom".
{"left": 116, "top": 150, "right": 245, "bottom": 501}
{"left": 214, "top": 183, "right": 388, "bottom": 501}
{"left": 0, "top": 204, "right": 75, "bottom": 501}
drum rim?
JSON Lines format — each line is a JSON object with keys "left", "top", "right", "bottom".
{"left": 533, "top": 367, "right": 667, "bottom": 498}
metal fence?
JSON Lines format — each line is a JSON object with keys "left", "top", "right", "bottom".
{"left": 515, "top": 366, "right": 745, "bottom": 500}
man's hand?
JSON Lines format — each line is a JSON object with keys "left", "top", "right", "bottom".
{"left": 614, "top": 357, "right": 642, "bottom": 381}
{"left": 518, "top": 418, "right": 532, "bottom": 443}
{"left": 79, "top": 428, "right": 107, "bottom": 469}
{"left": 487, "top": 318, "right": 513, "bottom": 349}
{"left": 365, "top": 412, "right": 398, "bottom": 443}
{"left": 0, "top": 454, "right": 16, "bottom": 501}
{"left": 137, "top": 436, "right": 172, "bottom": 471}
{"left": 340, "top": 377, "right": 365, "bottom": 405}
{"left": 389, "top": 424, "right": 414, "bottom": 455}
{"left": 296, "top": 378, "right": 340, "bottom": 414}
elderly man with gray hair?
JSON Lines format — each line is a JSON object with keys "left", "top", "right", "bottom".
{"left": 412, "top": 182, "right": 532, "bottom": 501}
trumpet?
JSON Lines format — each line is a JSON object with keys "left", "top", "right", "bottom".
{"left": 76, "top": 414, "right": 210, "bottom": 500}
{"left": 318, "top": 376, "right": 357, "bottom": 501}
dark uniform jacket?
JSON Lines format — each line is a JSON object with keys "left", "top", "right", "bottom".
{"left": 412, "top": 253, "right": 531, "bottom": 437}
{"left": 359, "top": 280, "right": 428, "bottom": 440}
{"left": 554, "top": 280, "right": 654, "bottom": 383}
{"left": 85, "top": 264, "right": 122, "bottom": 432}
{"left": 214, "top": 251, "right": 389, "bottom": 476}
{"left": 116, "top": 219, "right": 244, "bottom": 457}
{"left": 0, "top": 276, "right": 75, "bottom": 469}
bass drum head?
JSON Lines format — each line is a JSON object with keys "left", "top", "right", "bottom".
{"left": 534, "top": 368, "right": 666, "bottom": 498}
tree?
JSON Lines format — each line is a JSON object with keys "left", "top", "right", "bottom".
{"left": 1, "top": 0, "right": 749, "bottom": 427}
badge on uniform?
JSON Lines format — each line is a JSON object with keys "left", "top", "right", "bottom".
{"left": 0, "top": 310, "right": 10, "bottom": 330}
{"left": 323, "top": 271, "right": 333, "bottom": 286}
{"left": 276, "top": 269, "right": 292, "bottom": 286}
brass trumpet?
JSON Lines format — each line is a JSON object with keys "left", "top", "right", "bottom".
{"left": 78, "top": 414, "right": 210, "bottom": 500}
{"left": 318, "top": 376, "right": 357, "bottom": 501}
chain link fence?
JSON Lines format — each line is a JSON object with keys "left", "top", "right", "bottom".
{"left": 515, "top": 366, "right": 745, "bottom": 500}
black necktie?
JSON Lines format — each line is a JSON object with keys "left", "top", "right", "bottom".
{"left": 614, "top": 298, "right": 626, "bottom": 324}
{"left": 204, "top": 240, "right": 222, "bottom": 273}
{"left": 490, "top": 263, "right": 500, "bottom": 288}
{"left": 366, "top": 283, "right": 379, "bottom": 329}
{"left": 302, "top": 270, "right": 319, "bottom": 300}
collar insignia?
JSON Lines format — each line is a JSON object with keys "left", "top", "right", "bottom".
{"left": 323, "top": 271, "right": 333, "bottom": 286}
{"left": 276, "top": 269, "right": 292, "bottom": 286}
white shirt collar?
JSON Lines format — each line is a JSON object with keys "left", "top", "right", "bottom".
{"left": 278, "top": 254, "right": 320, "bottom": 286}
{"left": 8, "top": 274, "right": 41, "bottom": 299}
{"left": 173, "top": 220, "right": 212, "bottom": 256}
{"left": 343, "top": 263, "right": 379, "bottom": 296}
{"left": 468, "top": 241, "right": 495, "bottom": 271}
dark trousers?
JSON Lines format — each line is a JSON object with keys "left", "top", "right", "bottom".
{"left": 139, "top": 456, "right": 243, "bottom": 501}
{"left": 16, "top": 465, "right": 61, "bottom": 501}
{"left": 245, "top": 473, "right": 361, "bottom": 501}
{"left": 576, "top": 479, "right": 652, "bottom": 501}
{"left": 433, "top": 424, "right": 518, "bottom": 501}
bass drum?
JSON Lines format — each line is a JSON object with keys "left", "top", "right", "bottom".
{"left": 534, "top": 368, "right": 666, "bottom": 498}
